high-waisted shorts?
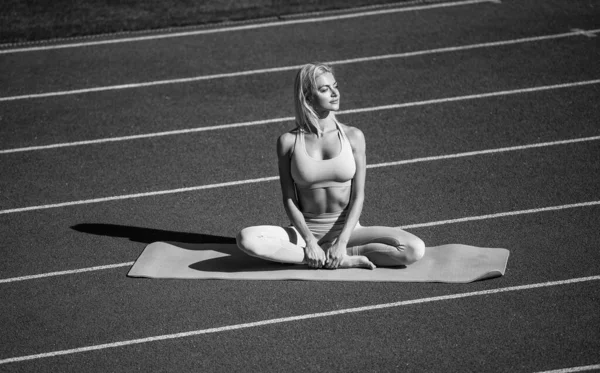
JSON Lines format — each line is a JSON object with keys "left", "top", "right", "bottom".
{"left": 301, "top": 209, "right": 354, "bottom": 243}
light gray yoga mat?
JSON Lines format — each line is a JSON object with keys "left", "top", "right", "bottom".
{"left": 128, "top": 241, "right": 509, "bottom": 282}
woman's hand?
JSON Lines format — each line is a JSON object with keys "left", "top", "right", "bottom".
{"left": 304, "top": 240, "right": 327, "bottom": 268}
{"left": 325, "top": 239, "right": 347, "bottom": 269}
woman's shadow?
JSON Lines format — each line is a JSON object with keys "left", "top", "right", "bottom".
{"left": 71, "top": 223, "right": 299, "bottom": 273}
{"left": 71, "top": 223, "right": 236, "bottom": 245}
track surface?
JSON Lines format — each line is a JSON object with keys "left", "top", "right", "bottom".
{"left": 1, "top": 0, "right": 599, "bottom": 372}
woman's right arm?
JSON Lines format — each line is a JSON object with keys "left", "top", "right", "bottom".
{"left": 277, "top": 133, "right": 326, "bottom": 268}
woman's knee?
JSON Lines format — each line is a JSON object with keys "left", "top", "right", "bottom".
{"left": 236, "top": 227, "right": 262, "bottom": 257}
{"left": 375, "top": 228, "right": 425, "bottom": 264}
{"left": 236, "top": 226, "right": 288, "bottom": 257}
{"left": 404, "top": 236, "right": 425, "bottom": 264}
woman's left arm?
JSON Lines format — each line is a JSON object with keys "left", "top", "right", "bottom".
{"left": 325, "top": 126, "right": 366, "bottom": 268}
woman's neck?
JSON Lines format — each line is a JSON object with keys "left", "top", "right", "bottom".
{"left": 310, "top": 111, "right": 337, "bottom": 137}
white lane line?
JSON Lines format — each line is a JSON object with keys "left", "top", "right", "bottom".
{"left": 1, "top": 275, "right": 598, "bottom": 364}
{"left": 1, "top": 28, "right": 598, "bottom": 103}
{"left": 2, "top": 78, "right": 600, "bottom": 155}
{"left": 0, "top": 66, "right": 299, "bottom": 102}
{"left": 0, "top": 262, "right": 135, "bottom": 284}
{"left": 0, "top": 117, "right": 294, "bottom": 154}
{"left": 570, "top": 28, "right": 598, "bottom": 38}
{"left": 340, "top": 79, "right": 600, "bottom": 115}
{"left": 399, "top": 201, "right": 600, "bottom": 229}
{"left": 0, "top": 0, "right": 439, "bottom": 50}
{"left": 0, "top": 176, "right": 279, "bottom": 215}
{"left": 369, "top": 135, "right": 600, "bottom": 169}
{"left": 534, "top": 365, "right": 600, "bottom": 373}
{"left": 0, "top": 0, "right": 493, "bottom": 54}
{"left": 1, "top": 135, "right": 599, "bottom": 215}
{"left": 1, "top": 199, "right": 599, "bottom": 285}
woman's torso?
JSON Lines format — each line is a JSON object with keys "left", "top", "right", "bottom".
{"left": 290, "top": 123, "right": 356, "bottom": 214}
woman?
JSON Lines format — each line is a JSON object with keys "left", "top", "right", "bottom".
{"left": 236, "top": 63, "right": 425, "bottom": 269}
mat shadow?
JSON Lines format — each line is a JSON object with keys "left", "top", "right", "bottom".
{"left": 189, "top": 252, "right": 303, "bottom": 273}
{"left": 71, "top": 223, "right": 236, "bottom": 245}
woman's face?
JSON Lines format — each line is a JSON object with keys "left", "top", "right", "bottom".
{"left": 310, "top": 72, "right": 340, "bottom": 113}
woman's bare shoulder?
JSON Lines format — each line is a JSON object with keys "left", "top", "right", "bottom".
{"left": 341, "top": 123, "right": 365, "bottom": 146}
{"left": 277, "top": 127, "right": 299, "bottom": 155}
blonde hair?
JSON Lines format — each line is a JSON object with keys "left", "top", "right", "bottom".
{"left": 293, "top": 63, "right": 341, "bottom": 134}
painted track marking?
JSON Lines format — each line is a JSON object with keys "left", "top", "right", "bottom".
{"left": 570, "top": 28, "right": 598, "bottom": 38}
{"left": 0, "top": 0, "right": 494, "bottom": 54}
{"left": 2, "top": 78, "right": 600, "bottom": 154}
{"left": 0, "top": 262, "right": 135, "bottom": 284}
{"left": 1, "top": 135, "right": 599, "bottom": 215}
{"left": 534, "top": 365, "right": 600, "bottom": 373}
{"left": 400, "top": 201, "right": 600, "bottom": 229}
{"left": 0, "top": 275, "right": 598, "bottom": 364}
{"left": 1, "top": 28, "right": 598, "bottom": 103}
{"left": 1, "top": 200, "right": 599, "bottom": 284}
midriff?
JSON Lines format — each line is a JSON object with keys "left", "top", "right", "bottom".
{"left": 297, "top": 185, "right": 351, "bottom": 214}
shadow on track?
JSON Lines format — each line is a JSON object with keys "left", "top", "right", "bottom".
{"left": 72, "top": 224, "right": 299, "bottom": 275}
{"left": 71, "top": 223, "right": 236, "bottom": 245}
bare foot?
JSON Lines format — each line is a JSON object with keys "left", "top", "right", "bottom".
{"left": 339, "top": 255, "right": 376, "bottom": 270}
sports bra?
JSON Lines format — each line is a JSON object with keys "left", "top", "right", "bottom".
{"left": 290, "top": 123, "right": 356, "bottom": 190}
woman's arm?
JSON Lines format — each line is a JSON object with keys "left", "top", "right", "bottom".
{"left": 325, "top": 126, "right": 367, "bottom": 268}
{"left": 277, "top": 132, "right": 327, "bottom": 268}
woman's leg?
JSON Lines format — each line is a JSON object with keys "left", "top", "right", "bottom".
{"left": 236, "top": 225, "right": 376, "bottom": 269}
{"left": 347, "top": 224, "right": 425, "bottom": 266}
{"left": 236, "top": 225, "right": 306, "bottom": 264}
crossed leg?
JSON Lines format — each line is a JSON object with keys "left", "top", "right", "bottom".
{"left": 236, "top": 223, "right": 425, "bottom": 268}
{"left": 236, "top": 225, "right": 374, "bottom": 268}
{"left": 236, "top": 225, "right": 306, "bottom": 264}
{"left": 346, "top": 223, "right": 425, "bottom": 266}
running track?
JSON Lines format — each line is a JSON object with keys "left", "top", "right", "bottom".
{"left": 1, "top": 0, "right": 599, "bottom": 371}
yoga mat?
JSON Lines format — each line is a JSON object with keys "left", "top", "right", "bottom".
{"left": 128, "top": 242, "right": 509, "bottom": 283}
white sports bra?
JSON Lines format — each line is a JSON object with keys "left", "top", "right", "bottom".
{"left": 290, "top": 123, "right": 356, "bottom": 190}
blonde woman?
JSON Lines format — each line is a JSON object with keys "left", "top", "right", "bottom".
{"left": 236, "top": 63, "right": 425, "bottom": 269}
